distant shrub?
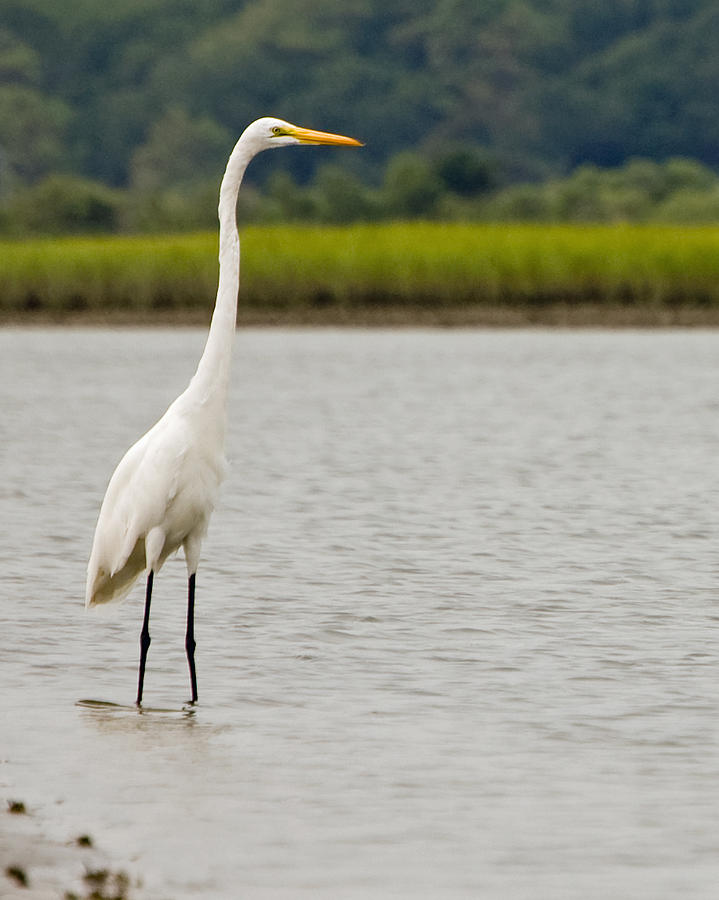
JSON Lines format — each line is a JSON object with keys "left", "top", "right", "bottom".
{"left": 434, "top": 146, "right": 498, "bottom": 196}
{"left": 382, "top": 152, "right": 444, "bottom": 217}
{"left": 7, "top": 175, "right": 122, "bottom": 233}
{"left": 653, "top": 187, "right": 719, "bottom": 223}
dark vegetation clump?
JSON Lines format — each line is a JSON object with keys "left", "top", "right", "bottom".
{"left": 64, "top": 867, "right": 132, "bottom": 900}
{"left": 5, "top": 865, "right": 28, "bottom": 887}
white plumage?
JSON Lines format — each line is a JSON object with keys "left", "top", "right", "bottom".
{"left": 85, "top": 117, "right": 361, "bottom": 704}
{"left": 86, "top": 388, "right": 225, "bottom": 607}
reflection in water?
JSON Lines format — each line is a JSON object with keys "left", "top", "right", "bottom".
{"left": 76, "top": 697, "right": 198, "bottom": 718}
{"left": 3, "top": 328, "right": 719, "bottom": 899}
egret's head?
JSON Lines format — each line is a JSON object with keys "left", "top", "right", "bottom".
{"left": 242, "top": 117, "right": 363, "bottom": 153}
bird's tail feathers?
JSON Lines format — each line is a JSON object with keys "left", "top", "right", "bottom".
{"left": 86, "top": 539, "right": 147, "bottom": 608}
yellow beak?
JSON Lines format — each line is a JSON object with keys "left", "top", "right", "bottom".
{"left": 290, "top": 125, "right": 364, "bottom": 147}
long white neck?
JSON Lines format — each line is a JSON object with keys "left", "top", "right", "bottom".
{"left": 187, "top": 134, "right": 255, "bottom": 407}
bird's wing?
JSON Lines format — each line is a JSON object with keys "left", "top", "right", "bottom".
{"left": 86, "top": 413, "right": 190, "bottom": 604}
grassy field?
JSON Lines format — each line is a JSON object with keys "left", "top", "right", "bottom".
{"left": 4, "top": 223, "right": 719, "bottom": 325}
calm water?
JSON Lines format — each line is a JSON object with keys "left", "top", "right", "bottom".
{"left": 2, "top": 327, "right": 719, "bottom": 898}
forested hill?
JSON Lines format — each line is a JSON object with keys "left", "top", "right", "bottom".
{"left": 1, "top": 0, "right": 719, "bottom": 206}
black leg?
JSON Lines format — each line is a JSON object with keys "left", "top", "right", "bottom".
{"left": 185, "top": 573, "right": 198, "bottom": 704}
{"left": 136, "top": 570, "right": 154, "bottom": 706}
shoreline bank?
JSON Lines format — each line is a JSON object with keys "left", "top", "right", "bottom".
{"left": 3, "top": 303, "right": 719, "bottom": 328}
{"left": 2, "top": 803, "right": 139, "bottom": 899}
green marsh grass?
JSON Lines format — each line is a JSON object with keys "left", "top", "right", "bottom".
{"left": 3, "top": 224, "right": 719, "bottom": 319}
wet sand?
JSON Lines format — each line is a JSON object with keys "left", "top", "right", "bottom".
{"left": 2, "top": 804, "right": 137, "bottom": 899}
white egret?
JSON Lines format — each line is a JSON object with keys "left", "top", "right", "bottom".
{"left": 86, "top": 117, "right": 362, "bottom": 705}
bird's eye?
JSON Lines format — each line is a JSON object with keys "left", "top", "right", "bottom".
{"left": 271, "top": 126, "right": 283, "bottom": 136}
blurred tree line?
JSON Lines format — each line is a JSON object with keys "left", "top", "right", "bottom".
{"left": 2, "top": 0, "right": 719, "bottom": 232}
